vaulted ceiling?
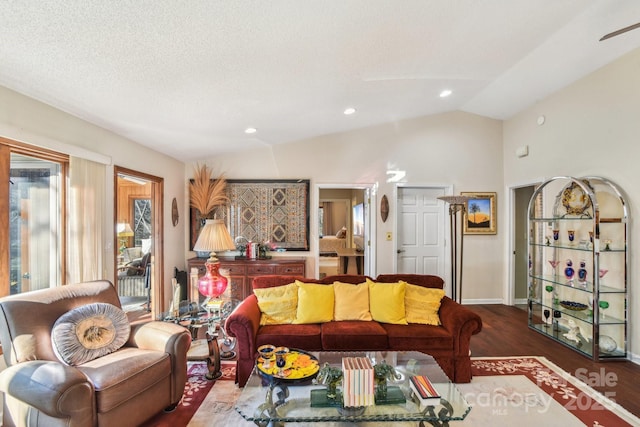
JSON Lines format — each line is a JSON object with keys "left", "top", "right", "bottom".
{"left": 1, "top": 1, "right": 640, "bottom": 161}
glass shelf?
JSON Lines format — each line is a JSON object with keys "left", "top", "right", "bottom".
{"left": 529, "top": 217, "right": 623, "bottom": 223}
{"left": 530, "top": 242, "right": 625, "bottom": 253}
{"left": 529, "top": 324, "right": 626, "bottom": 358}
{"left": 530, "top": 274, "right": 625, "bottom": 293}
{"left": 532, "top": 300, "right": 625, "bottom": 325}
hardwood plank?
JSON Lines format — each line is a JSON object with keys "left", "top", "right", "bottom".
{"left": 468, "top": 304, "right": 640, "bottom": 417}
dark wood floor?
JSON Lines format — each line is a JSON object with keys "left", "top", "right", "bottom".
{"left": 468, "top": 304, "right": 640, "bottom": 417}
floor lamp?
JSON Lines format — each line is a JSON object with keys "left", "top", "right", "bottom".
{"left": 438, "top": 195, "right": 470, "bottom": 304}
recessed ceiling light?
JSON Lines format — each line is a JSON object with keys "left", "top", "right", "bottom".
{"left": 245, "top": 127, "right": 257, "bottom": 134}
{"left": 343, "top": 107, "right": 356, "bottom": 115}
{"left": 439, "top": 89, "right": 452, "bottom": 98}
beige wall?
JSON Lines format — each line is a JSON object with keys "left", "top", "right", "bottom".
{"left": 0, "top": 85, "right": 186, "bottom": 308}
{"left": 195, "top": 110, "right": 505, "bottom": 301}
{"left": 504, "top": 47, "right": 640, "bottom": 360}
{"left": 5, "top": 44, "right": 638, "bottom": 355}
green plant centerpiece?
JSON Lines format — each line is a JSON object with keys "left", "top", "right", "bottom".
{"left": 373, "top": 360, "right": 399, "bottom": 399}
{"left": 315, "top": 363, "right": 343, "bottom": 400}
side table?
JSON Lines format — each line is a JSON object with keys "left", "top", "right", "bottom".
{"left": 185, "top": 313, "right": 223, "bottom": 380}
{"left": 160, "top": 304, "right": 222, "bottom": 380}
{"left": 160, "top": 299, "right": 240, "bottom": 380}
{"left": 336, "top": 248, "right": 364, "bottom": 274}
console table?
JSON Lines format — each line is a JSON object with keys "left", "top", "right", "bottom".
{"left": 187, "top": 256, "right": 306, "bottom": 301}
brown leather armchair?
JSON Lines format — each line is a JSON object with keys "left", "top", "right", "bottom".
{"left": 0, "top": 280, "right": 191, "bottom": 427}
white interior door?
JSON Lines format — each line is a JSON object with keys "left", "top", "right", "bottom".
{"left": 397, "top": 186, "right": 447, "bottom": 279}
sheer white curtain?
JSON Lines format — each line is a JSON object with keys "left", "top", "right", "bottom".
{"left": 67, "top": 156, "right": 106, "bottom": 284}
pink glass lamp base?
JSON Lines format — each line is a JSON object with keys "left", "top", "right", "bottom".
{"left": 198, "top": 260, "right": 228, "bottom": 311}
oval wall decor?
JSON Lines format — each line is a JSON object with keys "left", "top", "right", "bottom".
{"left": 380, "top": 194, "right": 389, "bottom": 222}
{"left": 171, "top": 198, "right": 179, "bottom": 226}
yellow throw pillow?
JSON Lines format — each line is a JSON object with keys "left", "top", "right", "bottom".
{"left": 294, "top": 281, "right": 335, "bottom": 324}
{"left": 333, "top": 281, "right": 372, "bottom": 321}
{"left": 254, "top": 283, "right": 298, "bottom": 325}
{"left": 367, "top": 279, "right": 407, "bottom": 325}
{"left": 403, "top": 281, "right": 446, "bottom": 325}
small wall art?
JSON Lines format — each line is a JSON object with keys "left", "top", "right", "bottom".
{"left": 380, "top": 195, "right": 389, "bottom": 223}
{"left": 461, "top": 192, "right": 497, "bottom": 235}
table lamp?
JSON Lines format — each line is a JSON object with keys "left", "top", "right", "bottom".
{"left": 116, "top": 222, "right": 134, "bottom": 253}
{"left": 193, "top": 219, "right": 236, "bottom": 311}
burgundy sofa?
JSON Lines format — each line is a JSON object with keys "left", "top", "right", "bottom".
{"left": 225, "top": 274, "right": 482, "bottom": 387}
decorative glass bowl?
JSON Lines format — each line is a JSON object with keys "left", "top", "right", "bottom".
{"left": 560, "top": 300, "right": 588, "bottom": 311}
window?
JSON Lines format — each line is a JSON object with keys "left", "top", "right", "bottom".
{"left": 0, "top": 139, "right": 67, "bottom": 296}
{"left": 133, "top": 198, "right": 151, "bottom": 247}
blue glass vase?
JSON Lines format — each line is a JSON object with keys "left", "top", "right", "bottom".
{"left": 564, "top": 259, "right": 575, "bottom": 284}
{"left": 578, "top": 260, "right": 588, "bottom": 286}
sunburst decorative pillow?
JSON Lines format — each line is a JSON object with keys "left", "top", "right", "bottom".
{"left": 51, "top": 303, "right": 130, "bottom": 366}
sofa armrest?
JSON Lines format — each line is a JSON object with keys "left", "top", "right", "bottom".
{"left": 225, "top": 294, "right": 261, "bottom": 360}
{"left": 438, "top": 297, "right": 482, "bottom": 356}
{"left": 127, "top": 321, "right": 191, "bottom": 404}
{"left": 0, "top": 360, "right": 94, "bottom": 421}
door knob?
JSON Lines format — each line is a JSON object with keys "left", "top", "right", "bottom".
{"left": 397, "top": 249, "right": 405, "bottom": 254}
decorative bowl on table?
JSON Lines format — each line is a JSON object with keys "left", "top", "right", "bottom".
{"left": 256, "top": 348, "right": 320, "bottom": 383}
{"left": 560, "top": 300, "right": 588, "bottom": 311}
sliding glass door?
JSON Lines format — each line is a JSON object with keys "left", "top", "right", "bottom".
{"left": 8, "top": 154, "right": 63, "bottom": 294}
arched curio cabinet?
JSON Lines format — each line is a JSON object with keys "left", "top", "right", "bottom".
{"left": 527, "top": 176, "right": 628, "bottom": 361}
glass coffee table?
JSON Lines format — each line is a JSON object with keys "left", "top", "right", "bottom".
{"left": 235, "top": 351, "right": 471, "bottom": 426}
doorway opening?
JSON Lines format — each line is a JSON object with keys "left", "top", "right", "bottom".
{"left": 510, "top": 183, "right": 539, "bottom": 310}
{"left": 114, "top": 167, "right": 164, "bottom": 317}
{"left": 315, "top": 184, "right": 375, "bottom": 279}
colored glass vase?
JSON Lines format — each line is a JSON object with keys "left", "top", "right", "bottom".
{"left": 578, "top": 260, "right": 588, "bottom": 286}
{"left": 564, "top": 259, "right": 575, "bottom": 284}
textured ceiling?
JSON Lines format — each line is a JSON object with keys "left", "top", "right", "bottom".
{"left": 1, "top": 1, "right": 640, "bottom": 162}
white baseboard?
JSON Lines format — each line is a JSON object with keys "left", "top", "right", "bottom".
{"left": 461, "top": 298, "right": 503, "bottom": 305}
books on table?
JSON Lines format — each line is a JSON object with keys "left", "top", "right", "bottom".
{"left": 342, "top": 357, "right": 374, "bottom": 407}
{"left": 409, "top": 375, "right": 441, "bottom": 408}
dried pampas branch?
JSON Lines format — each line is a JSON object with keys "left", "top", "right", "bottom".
{"left": 189, "top": 164, "right": 228, "bottom": 216}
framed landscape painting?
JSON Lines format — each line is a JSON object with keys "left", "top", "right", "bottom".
{"left": 461, "top": 192, "right": 497, "bottom": 235}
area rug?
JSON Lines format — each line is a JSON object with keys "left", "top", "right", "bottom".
{"left": 140, "top": 360, "right": 236, "bottom": 427}
{"left": 145, "top": 357, "right": 640, "bottom": 426}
